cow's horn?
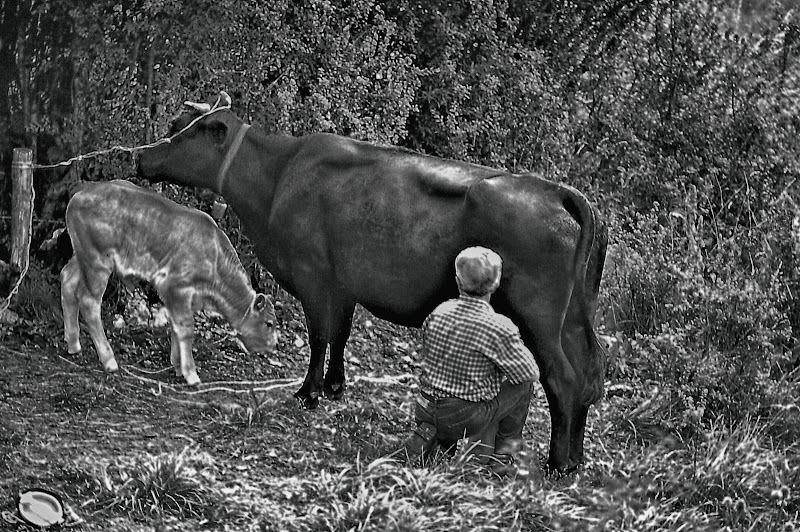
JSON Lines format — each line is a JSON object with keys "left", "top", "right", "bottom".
{"left": 184, "top": 101, "right": 211, "bottom": 113}
{"left": 219, "top": 91, "right": 231, "bottom": 107}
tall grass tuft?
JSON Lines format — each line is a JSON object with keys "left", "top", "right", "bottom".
{"left": 271, "top": 451, "right": 549, "bottom": 532}
{"left": 90, "top": 446, "right": 222, "bottom": 519}
{"left": 10, "top": 262, "right": 61, "bottom": 323}
{"left": 586, "top": 414, "right": 800, "bottom": 532}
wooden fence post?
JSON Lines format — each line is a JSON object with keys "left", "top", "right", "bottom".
{"left": 11, "top": 148, "right": 34, "bottom": 273}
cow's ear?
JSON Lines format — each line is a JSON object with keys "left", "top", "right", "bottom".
{"left": 206, "top": 119, "right": 228, "bottom": 145}
{"left": 184, "top": 101, "right": 210, "bottom": 113}
{"left": 254, "top": 293, "right": 268, "bottom": 312}
{"left": 206, "top": 91, "right": 231, "bottom": 108}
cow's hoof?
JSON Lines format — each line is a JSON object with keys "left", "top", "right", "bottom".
{"left": 103, "top": 359, "right": 119, "bottom": 373}
{"left": 323, "top": 382, "right": 346, "bottom": 401}
{"left": 543, "top": 461, "right": 578, "bottom": 479}
{"left": 294, "top": 392, "right": 319, "bottom": 409}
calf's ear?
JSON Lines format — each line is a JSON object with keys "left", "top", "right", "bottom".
{"left": 254, "top": 293, "right": 269, "bottom": 312}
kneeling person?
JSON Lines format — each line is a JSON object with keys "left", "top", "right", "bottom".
{"left": 403, "top": 246, "right": 540, "bottom": 472}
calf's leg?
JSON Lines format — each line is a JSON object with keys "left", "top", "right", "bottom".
{"left": 76, "top": 267, "right": 117, "bottom": 372}
{"left": 60, "top": 257, "right": 82, "bottom": 354}
{"left": 162, "top": 286, "right": 200, "bottom": 385}
{"left": 169, "top": 319, "right": 199, "bottom": 385}
{"left": 170, "top": 328, "right": 181, "bottom": 376}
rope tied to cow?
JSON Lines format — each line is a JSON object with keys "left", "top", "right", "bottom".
{"left": 30, "top": 92, "right": 232, "bottom": 170}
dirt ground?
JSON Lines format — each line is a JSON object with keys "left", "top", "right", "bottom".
{"left": 0, "top": 298, "right": 552, "bottom": 531}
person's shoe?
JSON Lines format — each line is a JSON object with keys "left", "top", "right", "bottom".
{"left": 488, "top": 453, "right": 516, "bottom": 477}
{"left": 493, "top": 439, "right": 523, "bottom": 456}
{"left": 488, "top": 450, "right": 542, "bottom": 482}
{"left": 398, "top": 422, "right": 437, "bottom": 465}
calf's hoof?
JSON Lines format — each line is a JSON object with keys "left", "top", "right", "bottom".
{"left": 184, "top": 372, "right": 201, "bottom": 387}
{"left": 103, "top": 359, "right": 119, "bottom": 373}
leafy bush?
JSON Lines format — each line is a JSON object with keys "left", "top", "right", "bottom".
{"left": 602, "top": 206, "right": 793, "bottom": 431}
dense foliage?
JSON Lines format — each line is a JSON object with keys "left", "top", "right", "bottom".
{"left": 0, "top": 0, "right": 798, "bottom": 529}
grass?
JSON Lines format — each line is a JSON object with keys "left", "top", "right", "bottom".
{"left": 1, "top": 270, "right": 799, "bottom": 531}
{"left": 260, "top": 453, "right": 548, "bottom": 532}
{"left": 87, "top": 447, "right": 218, "bottom": 519}
{"left": 56, "top": 406, "right": 797, "bottom": 532}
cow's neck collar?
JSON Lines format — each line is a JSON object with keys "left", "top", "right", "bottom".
{"left": 217, "top": 122, "right": 251, "bottom": 194}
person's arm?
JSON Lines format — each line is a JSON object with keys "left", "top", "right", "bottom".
{"left": 487, "top": 322, "right": 540, "bottom": 383}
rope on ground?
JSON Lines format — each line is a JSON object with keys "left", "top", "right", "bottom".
{"left": 353, "top": 373, "right": 415, "bottom": 385}
{"left": 0, "top": 344, "right": 29, "bottom": 356}
{"left": 57, "top": 354, "right": 83, "bottom": 367}
{"left": 120, "top": 366, "right": 414, "bottom": 397}
{"left": 10, "top": 347, "right": 417, "bottom": 393}
{"left": 120, "top": 366, "right": 302, "bottom": 396}
{"left": 2, "top": 510, "right": 22, "bottom": 525}
{"left": 126, "top": 363, "right": 298, "bottom": 386}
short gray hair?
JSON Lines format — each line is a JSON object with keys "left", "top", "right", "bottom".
{"left": 455, "top": 246, "right": 502, "bottom": 296}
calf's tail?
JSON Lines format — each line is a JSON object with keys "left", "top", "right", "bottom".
{"left": 39, "top": 226, "right": 73, "bottom": 274}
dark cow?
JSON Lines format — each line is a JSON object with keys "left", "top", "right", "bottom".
{"left": 137, "top": 91, "right": 607, "bottom": 472}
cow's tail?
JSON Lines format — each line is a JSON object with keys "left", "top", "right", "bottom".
{"left": 585, "top": 215, "right": 608, "bottom": 404}
{"left": 561, "top": 185, "right": 607, "bottom": 404}
{"left": 560, "top": 184, "right": 595, "bottom": 306}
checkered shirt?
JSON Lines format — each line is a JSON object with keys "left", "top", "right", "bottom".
{"left": 419, "top": 296, "right": 540, "bottom": 402}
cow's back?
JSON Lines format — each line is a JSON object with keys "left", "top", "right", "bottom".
{"left": 271, "top": 135, "right": 584, "bottom": 325}
{"left": 267, "top": 136, "right": 498, "bottom": 320}
{"left": 66, "top": 180, "right": 222, "bottom": 288}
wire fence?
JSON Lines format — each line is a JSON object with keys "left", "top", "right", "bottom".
{"left": 0, "top": 94, "right": 231, "bottom": 317}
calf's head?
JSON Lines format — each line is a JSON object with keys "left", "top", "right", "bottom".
{"left": 237, "top": 293, "right": 279, "bottom": 355}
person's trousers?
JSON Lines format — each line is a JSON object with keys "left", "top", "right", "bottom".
{"left": 405, "top": 380, "right": 534, "bottom": 462}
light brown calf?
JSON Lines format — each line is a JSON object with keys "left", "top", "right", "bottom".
{"left": 60, "top": 180, "right": 278, "bottom": 385}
